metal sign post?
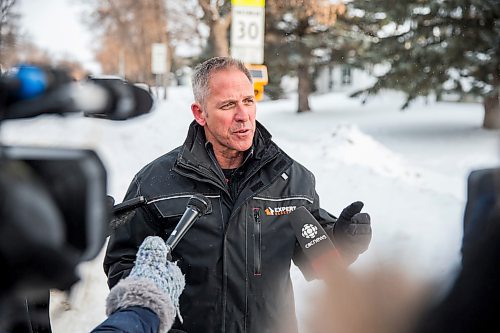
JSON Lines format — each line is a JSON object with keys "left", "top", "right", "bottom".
{"left": 151, "top": 43, "right": 168, "bottom": 100}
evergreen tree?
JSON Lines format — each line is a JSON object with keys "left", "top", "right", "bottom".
{"left": 265, "top": 0, "right": 346, "bottom": 112}
{"left": 349, "top": 0, "right": 500, "bottom": 129}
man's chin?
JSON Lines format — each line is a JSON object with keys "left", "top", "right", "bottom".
{"left": 232, "top": 131, "right": 254, "bottom": 147}
{"left": 231, "top": 141, "right": 253, "bottom": 152}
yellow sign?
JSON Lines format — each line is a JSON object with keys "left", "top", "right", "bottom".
{"left": 254, "top": 84, "right": 265, "bottom": 101}
{"left": 231, "top": 0, "right": 265, "bottom": 7}
{"left": 246, "top": 64, "right": 268, "bottom": 84}
{"left": 246, "top": 64, "right": 268, "bottom": 101}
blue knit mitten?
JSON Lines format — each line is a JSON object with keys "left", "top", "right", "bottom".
{"left": 106, "top": 236, "right": 185, "bottom": 333}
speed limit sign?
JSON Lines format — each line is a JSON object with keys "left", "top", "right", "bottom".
{"left": 230, "top": 0, "right": 265, "bottom": 64}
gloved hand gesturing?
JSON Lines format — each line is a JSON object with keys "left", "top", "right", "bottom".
{"left": 106, "top": 236, "right": 185, "bottom": 333}
{"left": 333, "top": 201, "right": 372, "bottom": 258}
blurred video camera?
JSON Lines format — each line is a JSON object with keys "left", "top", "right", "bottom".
{"left": 0, "top": 64, "right": 155, "bottom": 330}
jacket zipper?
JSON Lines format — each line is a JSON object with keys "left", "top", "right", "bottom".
{"left": 253, "top": 208, "right": 262, "bottom": 276}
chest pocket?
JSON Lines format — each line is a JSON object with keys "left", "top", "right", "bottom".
{"left": 150, "top": 194, "right": 222, "bottom": 285}
{"left": 250, "top": 195, "right": 314, "bottom": 275}
{"left": 148, "top": 193, "right": 217, "bottom": 229}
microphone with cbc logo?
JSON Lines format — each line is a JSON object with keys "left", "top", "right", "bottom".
{"left": 289, "top": 206, "right": 344, "bottom": 278}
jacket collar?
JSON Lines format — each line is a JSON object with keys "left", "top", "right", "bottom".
{"left": 177, "top": 120, "right": 275, "bottom": 170}
{"left": 175, "top": 120, "right": 291, "bottom": 209}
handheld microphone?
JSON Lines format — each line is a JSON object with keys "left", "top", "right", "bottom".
{"left": 1, "top": 64, "right": 154, "bottom": 121}
{"left": 289, "top": 207, "right": 344, "bottom": 279}
{"left": 83, "top": 77, "right": 154, "bottom": 120}
{"left": 165, "top": 194, "right": 211, "bottom": 258}
{"left": 108, "top": 196, "right": 148, "bottom": 232}
{"left": 0, "top": 64, "right": 73, "bottom": 102}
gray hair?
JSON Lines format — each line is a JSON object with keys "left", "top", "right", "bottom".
{"left": 192, "top": 57, "right": 253, "bottom": 107}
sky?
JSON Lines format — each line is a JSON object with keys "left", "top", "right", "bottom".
{"left": 3, "top": 85, "right": 499, "bottom": 332}
{"left": 17, "top": 0, "right": 100, "bottom": 72}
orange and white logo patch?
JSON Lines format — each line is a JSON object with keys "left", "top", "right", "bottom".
{"left": 264, "top": 206, "right": 296, "bottom": 216}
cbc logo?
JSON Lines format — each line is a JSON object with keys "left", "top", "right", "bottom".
{"left": 301, "top": 224, "right": 318, "bottom": 239}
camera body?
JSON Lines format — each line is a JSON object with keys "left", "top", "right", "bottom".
{"left": 0, "top": 64, "right": 154, "bottom": 331}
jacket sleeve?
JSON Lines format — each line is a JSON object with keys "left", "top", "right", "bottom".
{"left": 90, "top": 306, "right": 160, "bottom": 333}
{"left": 103, "top": 176, "right": 159, "bottom": 289}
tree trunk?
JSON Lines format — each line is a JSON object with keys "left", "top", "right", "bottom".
{"left": 483, "top": 91, "right": 500, "bottom": 129}
{"left": 297, "top": 63, "right": 311, "bottom": 113}
{"left": 211, "top": 20, "right": 229, "bottom": 57}
{"left": 199, "top": 0, "right": 231, "bottom": 58}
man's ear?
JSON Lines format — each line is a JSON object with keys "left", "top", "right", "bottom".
{"left": 191, "top": 102, "right": 206, "bottom": 126}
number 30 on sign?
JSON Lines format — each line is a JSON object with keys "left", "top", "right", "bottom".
{"left": 230, "top": 0, "right": 265, "bottom": 65}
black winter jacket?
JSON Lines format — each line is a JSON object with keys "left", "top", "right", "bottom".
{"left": 103, "top": 121, "right": 337, "bottom": 333}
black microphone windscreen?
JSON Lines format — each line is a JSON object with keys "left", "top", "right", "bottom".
{"left": 188, "top": 194, "right": 211, "bottom": 215}
{"left": 84, "top": 78, "right": 154, "bottom": 120}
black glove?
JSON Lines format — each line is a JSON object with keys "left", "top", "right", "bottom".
{"left": 333, "top": 201, "right": 372, "bottom": 257}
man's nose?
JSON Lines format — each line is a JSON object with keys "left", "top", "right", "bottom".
{"left": 234, "top": 103, "right": 250, "bottom": 121}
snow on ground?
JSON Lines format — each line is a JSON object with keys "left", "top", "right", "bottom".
{"left": 2, "top": 87, "right": 499, "bottom": 332}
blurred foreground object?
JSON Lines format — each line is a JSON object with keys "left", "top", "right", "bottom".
{"left": 415, "top": 168, "right": 500, "bottom": 333}
{"left": 0, "top": 63, "right": 155, "bottom": 332}
{"left": 92, "top": 236, "right": 185, "bottom": 333}
{"left": 1, "top": 64, "right": 154, "bottom": 120}
{"left": 303, "top": 167, "right": 500, "bottom": 333}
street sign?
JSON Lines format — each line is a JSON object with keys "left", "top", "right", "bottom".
{"left": 230, "top": 0, "right": 265, "bottom": 64}
{"left": 151, "top": 43, "right": 167, "bottom": 74}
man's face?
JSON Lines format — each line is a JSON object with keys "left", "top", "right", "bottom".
{"left": 191, "top": 68, "right": 256, "bottom": 155}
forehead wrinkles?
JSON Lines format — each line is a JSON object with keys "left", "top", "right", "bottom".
{"left": 208, "top": 69, "right": 253, "bottom": 100}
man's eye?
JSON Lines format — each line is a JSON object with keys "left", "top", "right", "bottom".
{"left": 221, "top": 102, "right": 234, "bottom": 110}
{"left": 244, "top": 99, "right": 255, "bottom": 105}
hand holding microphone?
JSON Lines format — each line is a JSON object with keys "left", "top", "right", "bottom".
{"left": 105, "top": 236, "right": 185, "bottom": 333}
